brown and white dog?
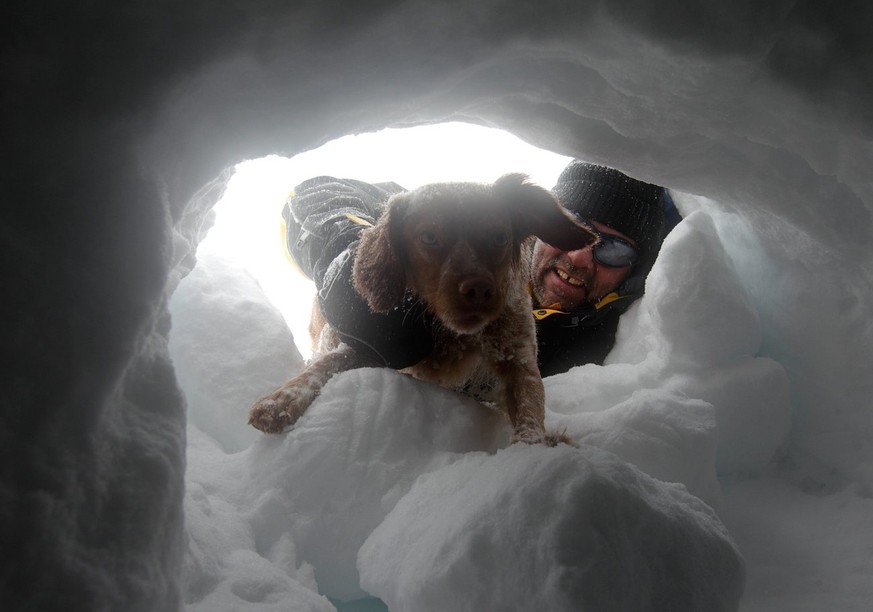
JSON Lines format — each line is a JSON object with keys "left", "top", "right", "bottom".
{"left": 248, "top": 174, "right": 596, "bottom": 444}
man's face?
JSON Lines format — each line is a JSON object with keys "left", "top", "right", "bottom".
{"left": 530, "top": 220, "right": 635, "bottom": 310}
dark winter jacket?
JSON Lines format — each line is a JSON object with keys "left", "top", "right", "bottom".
{"left": 534, "top": 304, "right": 624, "bottom": 376}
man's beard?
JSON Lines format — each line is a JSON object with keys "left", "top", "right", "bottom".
{"left": 532, "top": 255, "right": 593, "bottom": 310}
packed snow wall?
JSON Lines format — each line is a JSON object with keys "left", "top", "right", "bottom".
{"left": 3, "top": 1, "right": 872, "bottom": 610}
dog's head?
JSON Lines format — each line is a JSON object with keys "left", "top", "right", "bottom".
{"left": 353, "top": 173, "right": 596, "bottom": 334}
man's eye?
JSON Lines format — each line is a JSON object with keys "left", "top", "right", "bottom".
{"left": 419, "top": 230, "right": 440, "bottom": 246}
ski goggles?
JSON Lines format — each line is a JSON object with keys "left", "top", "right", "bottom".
{"left": 583, "top": 222, "right": 640, "bottom": 268}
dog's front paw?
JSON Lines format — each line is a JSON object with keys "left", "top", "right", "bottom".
{"left": 248, "top": 398, "right": 292, "bottom": 434}
{"left": 248, "top": 385, "right": 314, "bottom": 434}
{"left": 511, "top": 426, "right": 576, "bottom": 447}
{"left": 510, "top": 425, "right": 546, "bottom": 445}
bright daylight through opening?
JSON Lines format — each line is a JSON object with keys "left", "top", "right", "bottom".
{"left": 195, "top": 122, "right": 573, "bottom": 359}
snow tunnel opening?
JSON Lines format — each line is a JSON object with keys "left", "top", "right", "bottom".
{"left": 167, "top": 117, "right": 865, "bottom": 609}
{"left": 168, "top": 119, "right": 783, "bottom": 460}
{"left": 167, "top": 121, "right": 575, "bottom": 454}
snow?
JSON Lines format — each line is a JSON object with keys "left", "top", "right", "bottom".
{"left": 168, "top": 251, "right": 305, "bottom": 453}
{"left": 6, "top": 2, "right": 873, "bottom": 611}
{"left": 169, "top": 145, "right": 864, "bottom": 610}
{"left": 360, "top": 444, "right": 743, "bottom": 612}
{"left": 176, "top": 313, "right": 745, "bottom": 610}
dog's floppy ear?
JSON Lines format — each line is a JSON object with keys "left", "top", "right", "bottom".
{"left": 353, "top": 194, "right": 409, "bottom": 313}
{"left": 493, "top": 173, "right": 598, "bottom": 251}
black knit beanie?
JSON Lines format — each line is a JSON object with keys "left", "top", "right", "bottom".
{"left": 552, "top": 161, "right": 666, "bottom": 261}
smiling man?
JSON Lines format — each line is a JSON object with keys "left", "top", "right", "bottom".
{"left": 529, "top": 161, "right": 669, "bottom": 376}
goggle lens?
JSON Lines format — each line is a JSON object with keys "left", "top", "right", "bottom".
{"left": 578, "top": 219, "right": 639, "bottom": 267}
{"left": 593, "top": 235, "right": 639, "bottom": 267}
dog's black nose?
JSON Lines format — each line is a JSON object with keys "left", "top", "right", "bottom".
{"left": 459, "top": 277, "right": 495, "bottom": 306}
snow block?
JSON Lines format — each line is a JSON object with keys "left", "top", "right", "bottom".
{"left": 245, "top": 368, "right": 511, "bottom": 601}
{"left": 665, "top": 357, "right": 792, "bottom": 474}
{"left": 359, "top": 444, "right": 745, "bottom": 612}
{"left": 548, "top": 388, "right": 721, "bottom": 506}
{"left": 169, "top": 252, "right": 305, "bottom": 453}
{"left": 643, "top": 212, "right": 763, "bottom": 368}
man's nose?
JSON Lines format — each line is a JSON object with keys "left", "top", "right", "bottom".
{"left": 564, "top": 245, "right": 596, "bottom": 269}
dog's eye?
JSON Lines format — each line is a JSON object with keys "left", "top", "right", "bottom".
{"left": 491, "top": 232, "right": 509, "bottom": 248}
{"left": 419, "top": 230, "right": 440, "bottom": 246}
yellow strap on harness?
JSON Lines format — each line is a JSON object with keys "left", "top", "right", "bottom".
{"left": 531, "top": 292, "right": 624, "bottom": 320}
{"left": 593, "top": 292, "right": 622, "bottom": 310}
{"left": 532, "top": 307, "right": 566, "bottom": 320}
